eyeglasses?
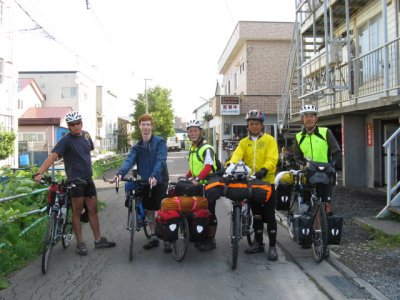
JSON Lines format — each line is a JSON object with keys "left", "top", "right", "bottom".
{"left": 68, "top": 121, "right": 82, "bottom": 127}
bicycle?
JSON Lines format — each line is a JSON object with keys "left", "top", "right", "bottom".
{"left": 286, "top": 160, "right": 335, "bottom": 263}
{"left": 104, "top": 173, "right": 151, "bottom": 261}
{"left": 41, "top": 176, "right": 86, "bottom": 274}
{"left": 165, "top": 179, "right": 208, "bottom": 262}
{"left": 224, "top": 161, "right": 255, "bottom": 270}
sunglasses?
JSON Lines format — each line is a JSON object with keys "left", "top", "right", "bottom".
{"left": 68, "top": 121, "right": 82, "bottom": 127}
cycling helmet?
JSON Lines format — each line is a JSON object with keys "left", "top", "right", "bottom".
{"left": 245, "top": 110, "right": 264, "bottom": 121}
{"left": 186, "top": 119, "right": 203, "bottom": 130}
{"left": 65, "top": 111, "right": 82, "bottom": 123}
{"left": 300, "top": 104, "right": 318, "bottom": 115}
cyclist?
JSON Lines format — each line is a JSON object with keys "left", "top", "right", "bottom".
{"left": 33, "top": 111, "right": 116, "bottom": 256}
{"left": 115, "top": 114, "right": 170, "bottom": 253}
{"left": 185, "top": 119, "right": 219, "bottom": 251}
{"left": 228, "top": 109, "right": 279, "bottom": 261}
{"left": 293, "top": 104, "right": 340, "bottom": 215}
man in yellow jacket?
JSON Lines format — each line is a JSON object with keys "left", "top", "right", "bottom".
{"left": 229, "top": 110, "right": 279, "bottom": 261}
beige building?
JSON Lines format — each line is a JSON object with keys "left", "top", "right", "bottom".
{"left": 209, "top": 21, "right": 294, "bottom": 162}
{"left": 278, "top": 0, "right": 400, "bottom": 216}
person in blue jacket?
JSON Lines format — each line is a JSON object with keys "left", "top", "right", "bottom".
{"left": 116, "top": 114, "right": 170, "bottom": 252}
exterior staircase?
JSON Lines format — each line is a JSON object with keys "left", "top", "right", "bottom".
{"left": 377, "top": 127, "right": 400, "bottom": 218}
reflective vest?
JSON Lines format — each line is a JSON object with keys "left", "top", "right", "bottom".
{"left": 189, "top": 143, "right": 216, "bottom": 181}
{"left": 296, "top": 127, "right": 329, "bottom": 163}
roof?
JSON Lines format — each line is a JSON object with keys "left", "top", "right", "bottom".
{"left": 19, "top": 107, "right": 72, "bottom": 126}
{"left": 18, "top": 78, "right": 46, "bottom": 101}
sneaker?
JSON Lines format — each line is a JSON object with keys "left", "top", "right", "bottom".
{"left": 76, "top": 242, "right": 88, "bottom": 256}
{"left": 143, "top": 236, "right": 159, "bottom": 250}
{"left": 244, "top": 243, "right": 265, "bottom": 254}
{"left": 164, "top": 241, "right": 172, "bottom": 253}
{"left": 268, "top": 246, "right": 278, "bottom": 261}
{"left": 198, "top": 239, "right": 216, "bottom": 252}
{"left": 94, "top": 237, "right": 116, "bottom": 249}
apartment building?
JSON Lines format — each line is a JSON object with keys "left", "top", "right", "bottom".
{"left": 278, "top": 0, "right": 400, "bottom": 215}
{"left": 210, "top": 21, "right": 294, "bottom": 162}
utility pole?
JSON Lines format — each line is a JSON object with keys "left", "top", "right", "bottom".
{"left": 144, "top": 79, "right": 152, "bottom": 114}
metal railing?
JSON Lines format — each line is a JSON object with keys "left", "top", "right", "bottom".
{"left": 377, "top": 127, "right": 400, "bottom": 218}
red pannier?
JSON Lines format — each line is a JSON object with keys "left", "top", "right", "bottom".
{"left": 155, "top": 210, "right": 180, "bottom": 242}
{"left": 161, "top": 196, "right": 208, "bottom": 212}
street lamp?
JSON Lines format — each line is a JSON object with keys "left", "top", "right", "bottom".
{"left": 144, "top": 78, "right": 152, "bottom": 114}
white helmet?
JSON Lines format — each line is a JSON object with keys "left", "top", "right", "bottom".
{"left": 186, "top": 119, "right": 203, "bottom": 130}
{"left": 65, "top": 111, "right": 82, "bottom": 123}
{"left": 300, "top": 104, "right": 318, "bottom": 115}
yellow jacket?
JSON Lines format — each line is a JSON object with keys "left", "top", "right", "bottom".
{"left": 229, "top": 134, "right": 278, "bottom": 183}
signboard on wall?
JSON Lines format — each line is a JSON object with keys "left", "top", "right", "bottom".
{"left": 367, "top": 123, "right": 373, "bottom": 146}
{"left": 220, "top": 96, "right": 240, "bottom": 115}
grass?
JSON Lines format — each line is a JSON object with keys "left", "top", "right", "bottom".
{"left": 0, "top": 219, "right": 46, "bottom": 290}
{"left": 362, "top": 224, "right": 400, "bottom": 249}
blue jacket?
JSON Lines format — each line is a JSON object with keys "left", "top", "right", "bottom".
{"left": 118, "top": 135, "right": 169, "bottom": 183}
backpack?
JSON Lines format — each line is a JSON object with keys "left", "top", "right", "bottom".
{"left": 193, "top": 142, "right": 223, "bottom": 175}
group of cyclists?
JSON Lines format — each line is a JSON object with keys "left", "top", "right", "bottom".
{"left": 33, "top": 104, "right": 340, "bottom": 261}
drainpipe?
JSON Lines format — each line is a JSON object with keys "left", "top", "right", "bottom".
{"left": 345, "top": 0, "right": 352, "bottom": 98}
{"left": 382, "top": 0, "right": 389, "bottom": 95}
{"left": 324, "top": 0, "right": 330, "bottom": 99}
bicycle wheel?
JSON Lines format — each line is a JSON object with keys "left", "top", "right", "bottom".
{"left": 287, "top": 193, "right": 300, "bottom": 240}
{"left": 311, "top": 202, "right": 328, "bottom": 263}
{"left": 231, "top": 206, "right": 241, "bottom": 270}
{"left": 142, "top": 212, "right": 152, "bottom": 239}
{"left": 62, "top": 205, "right": 73, "bottom": 249}
{"left": 128, "top": 203, "right": 136, "bottom": 261}
{"left": 42, "top": 211, "right": 57, "bottom": 274}
{"left": 172, "top": 217, "right": 189, "bottom": 261}
{"left": 243, "top": 206, "right": 254, "bottom": 246}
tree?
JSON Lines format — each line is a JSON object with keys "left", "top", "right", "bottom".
{"left": 131, "top": 86, "right": 175, "bottom": 140}
{"left": 0, "top": 128, "right": 16, "bottom": 160}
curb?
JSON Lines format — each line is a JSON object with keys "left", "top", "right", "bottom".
{"left": 274, "top": 211, "right": 390, "bottom": 300}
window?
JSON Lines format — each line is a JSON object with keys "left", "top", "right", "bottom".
{"left": 232, "top": 125, "right": 247, "bottom": 139}
{"left": 61, "top": 86, "right": 77, "bottom": 98}
{"left": 18, "top": 132, "right": 45, "bottom": 141}
{"left": 357, "top": 14, "right": 384, "bottom": 82}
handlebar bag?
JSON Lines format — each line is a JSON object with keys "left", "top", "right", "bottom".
{"left": 155, "top": 210, "right": 180, "bottom": 242}
{"left": 250, "top": 180, "right": 272, "bottom": 204}
{"left": 225, "top": 182, "right": 250, "bottom": 202}
{"left": 175, "top": 180, "right": 204, "bottom": 197}
{"left": 189, "top": 209, "right": 210, "bottom": 242}
{"left": 204, "top": 177, "right": 226, "bottom": 203}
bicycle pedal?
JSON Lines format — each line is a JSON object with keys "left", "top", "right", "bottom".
{"left": 65, "top": 234, "right": 73, "bottom": 241}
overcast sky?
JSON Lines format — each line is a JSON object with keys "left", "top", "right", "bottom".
{"left": 15, "top": 0, "right": 295, "bottom": 120}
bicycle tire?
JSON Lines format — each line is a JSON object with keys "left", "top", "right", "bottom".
{"left": 231, "top": 206, "right": 241, "bottom": 270}
{"left": 311, "top": 203, "right": 328, "bottom": 263}
{"left": 61, "top": 204, "right": 73, "bottom": 249}
{"left": 41, "top": 211, "right": 57, "bottom": 274}
{"left": 142, "top": 211, "right": 151, "bottom": 239}
{"left": 243, "top": 206, "right": 254, "bottom": 246}
{"left": 287, "top": 193, "right": 301, "bottom": 240}
{"left": 172, "top": 217, "right": 189, "bottom": 261}
{"left": 128, "top": 203, "right": 136, "bottom": 262}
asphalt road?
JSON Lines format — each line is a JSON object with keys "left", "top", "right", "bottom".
{"left": 0, "top": 151, "right": 385, "bottom": 300}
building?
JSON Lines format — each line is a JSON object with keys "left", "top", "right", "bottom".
{"left": 0, "top": 0, "right": 18, "bottom": 167}
{"left": 210, "top": 21, "right": 294, "bottom": 162}
{"left": 278, "top": 0, "right": 400, "bottom": 216}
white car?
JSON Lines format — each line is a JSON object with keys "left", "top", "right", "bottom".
{"left": 166, "top": 136, "right": 181, "bottom": 152}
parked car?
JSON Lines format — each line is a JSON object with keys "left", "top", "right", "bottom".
{"left": 166, "top": 136, "right": 181, "bottom": 152}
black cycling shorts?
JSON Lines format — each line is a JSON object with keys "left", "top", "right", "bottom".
{"left": 70, "top": 178, "right": 97, "bottom": 198}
